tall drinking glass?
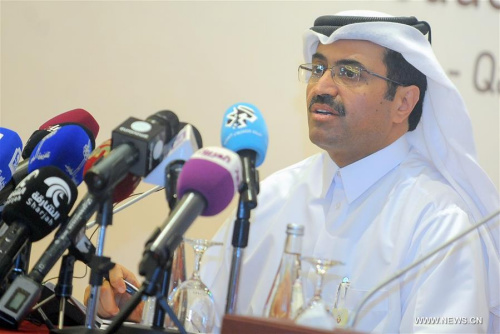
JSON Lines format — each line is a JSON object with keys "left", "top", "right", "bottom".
{"left": 167, "top": 238, "right": 222, "bottom": 333}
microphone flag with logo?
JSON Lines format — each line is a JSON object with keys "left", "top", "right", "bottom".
{"left": 221, "top": 102, "right": 268, "bottom": 167}
{"left": 177, "top": 146, "right": 241, "bottom": 216}
{"left": 0, "top": 166, "right": 78, "bottom": 284}
{"left": 220, "top": 103, "right": 269, "bottom": 314}
{"left": 28, "top": 125, "right": 93, "bottom": 186}
{"left": 142, "top": 146, "right": 242, "bottom": 269}
{"left": 0, "top": 125, "right": 93, "bottom": 205}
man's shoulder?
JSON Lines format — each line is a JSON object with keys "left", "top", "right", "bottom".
{"left": 396, "top": 150, "right": 470, "bottom": 211}
{"left": 261, "top": 152, "right": 325, "bottom": 187}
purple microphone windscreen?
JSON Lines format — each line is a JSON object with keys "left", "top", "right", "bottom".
{"left": 28, "top": 124, "right": 94, "bottom": 185}
{"left": 2, "top": 166, "right": 78, "bottom": 241}
{"left": 177, "top": 147, "right": 242, "bottom": 216}
{"left": 0, "top": 128, "right": 23, "bottom": 191}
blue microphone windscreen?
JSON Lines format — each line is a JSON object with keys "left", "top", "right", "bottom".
{"left": 28, "top": 125, "right": 93, "bottom": 185}
{"left": 0, "top": 127, "right": 23, "bottom": 191}
{"left": 220, "top": 103, "right": 269, "bottom": 167}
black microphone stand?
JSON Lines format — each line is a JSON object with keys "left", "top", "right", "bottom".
{"left": 149, "top": 160, "right": 185, "bottom": 330}
{"left": 33, "top": 253, "right": 86, "bottom": 330}
{"left": 150, "top": 269, "right": 170, "bottom": 329}
{"left": 0, "top": 241, "right": 31, "bottom": 296}
{"left": 80, "top": 168, "right": 186, "bottom": 334}
{"left": 47, "top": 167, "right": 122, "bottom": 334}
{"left": 84, "top": 195, "right": 116, "bottom": 329}
{"left": 9, "top": 242, "right": 31, "bottom": 282}
{"left": 117, "top": 161, "right": 185, "bottom": 333}
{"left": 54, "top": 255, "right": 80, "bottom": 328}
{"left": 48, "top": 192, "right": 116, "bottom": 334}
{"left": 102, "top": 244, "right": 186, "bottom": 334}
{"left": 225, "top": 150, "right": 259, "bottom": 314}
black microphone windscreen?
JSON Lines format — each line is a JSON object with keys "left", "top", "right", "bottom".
{"left": 151, "top": 110, "right": 180, "bottom": 138}
{"left": 22, "top": 130, "right": 49, "bottom": 160}
{"left": 2, "top": 166, "right": 78, "bottom": 241}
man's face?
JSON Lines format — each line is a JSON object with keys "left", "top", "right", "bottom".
{"left": 306, "top": 40, "right": 404, "bottom": 167}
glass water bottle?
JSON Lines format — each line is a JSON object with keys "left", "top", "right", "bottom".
{"left": 262, "top": 223, "right": 305, "bottom": 320}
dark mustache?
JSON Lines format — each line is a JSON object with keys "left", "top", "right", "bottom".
{"left": 309, "top": 94, "right": 346, "bottom": 117}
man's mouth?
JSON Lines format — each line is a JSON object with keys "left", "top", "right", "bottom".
{"left": 314, "top": 109, "right": 334, "bottom": 116}
{"left": 308, "top": 95, "right": 346, "bottom": 117}
{"left": 310, "top": 104, "right": 340, "bottom": 117}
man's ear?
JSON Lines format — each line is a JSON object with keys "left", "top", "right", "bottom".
{"left": 393, "top": 85, "right": 420, "bottom": 125}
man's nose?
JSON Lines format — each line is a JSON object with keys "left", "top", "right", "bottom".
{"left": 310, "top": 69, "right": 340, "bottom": 97}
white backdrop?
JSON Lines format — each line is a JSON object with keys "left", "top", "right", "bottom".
{"left": 1, "top": 0, "right": 499, "bottom": 306}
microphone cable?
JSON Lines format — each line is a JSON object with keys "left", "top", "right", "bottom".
{"left": 85, "top": 186, "right": 164, "bottom": 230}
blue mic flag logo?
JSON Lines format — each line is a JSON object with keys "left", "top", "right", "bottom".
{"left": 225, "top": 105, "right": 258, "bottom": 129}
{"left": 221, "top": 102, "right": 268, "bottom": 167}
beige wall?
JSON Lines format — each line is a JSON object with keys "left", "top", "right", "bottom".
{"left": 1, "top": 0, "right": 499, "bottom": 305}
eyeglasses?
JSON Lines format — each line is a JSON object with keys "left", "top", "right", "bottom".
{"left": 298, "top": 63, "right": 404, "bottom": 87}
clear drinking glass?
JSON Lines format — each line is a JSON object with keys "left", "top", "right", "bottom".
{"left": 167, "top": 238, "right": 222, "bottom": 333}
{"left": 294, "top": 257, "right": 343, "bottom": 330}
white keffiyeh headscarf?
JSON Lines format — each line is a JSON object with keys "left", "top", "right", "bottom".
{"left": 303, "top": 9, "right": 500, "bottom": 328}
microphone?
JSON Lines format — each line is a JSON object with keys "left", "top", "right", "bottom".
{"left": 83, "top": 139, "right": 141, "bottom": 204}
{"left": 346, "top": 209, "right": 500, "bottom": 329}
{"left": 81, "top": 138, "right": 144, "bottom": 327}
{"left": 0, "top": 128, "right": 23, "bottom": 192}
{"left": 143, "top": 122, "right": 203, "bottom": 189}
{"left": 0, "top": 111, "right": 176, "bottom": 329}
{"left": 0, "top": 133, "right": 148, "bottom": 329}
{"left": 23, "top": 108, "right": 99, "bottom": 160}
{"left": 165, "top": 161, "right": 185, "bottom": 211}
{"left": 140, "top": 146, "right": 242, "bottom": 273}
{"left": 84, "top": 111, "right": 180, "bottom": 194}
{"left": 0, "top": 124, "right": 94, "bottom": 203}
{"left": 84, "top": 121, "right": 196, "bottom": 229}
{"left": 146, "top": 110, "right": 180, "bottom": 142}
{"left": 0, "top": 154, "right": 144, "bottom": 329}
{"left": 0, "top": 192, "right": 100, "bottom": 329}
{"left": 0, "top": 166, "right": 78, "bottom": 289}
{"left": 148, "top": 123, "right": 203, "bottom": 327}
{"left": 29, "top": 124, "right": 93, "bottom": 185}
{"left": 103, "top": 148, "right": 237, "bottom": 334}
{"left": 221, "top": 102, "right": 268, "bottom": 206}
{"left": 27, "top": 144, "right": 144, "bottom": 285}
{"left": 221, "top": 103, "right": 269, "bottom": 314}
{"left": 0, "top": 128, "right": 22, "bottom": 241}
{"left": 165, "top": 123, "right": 203, "bottom": 209}
{"left": 38, "top": 108, "right": 99, "bottom": 139}
{"left": 0, "top": 124, "right": 93, "bottom": 313}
